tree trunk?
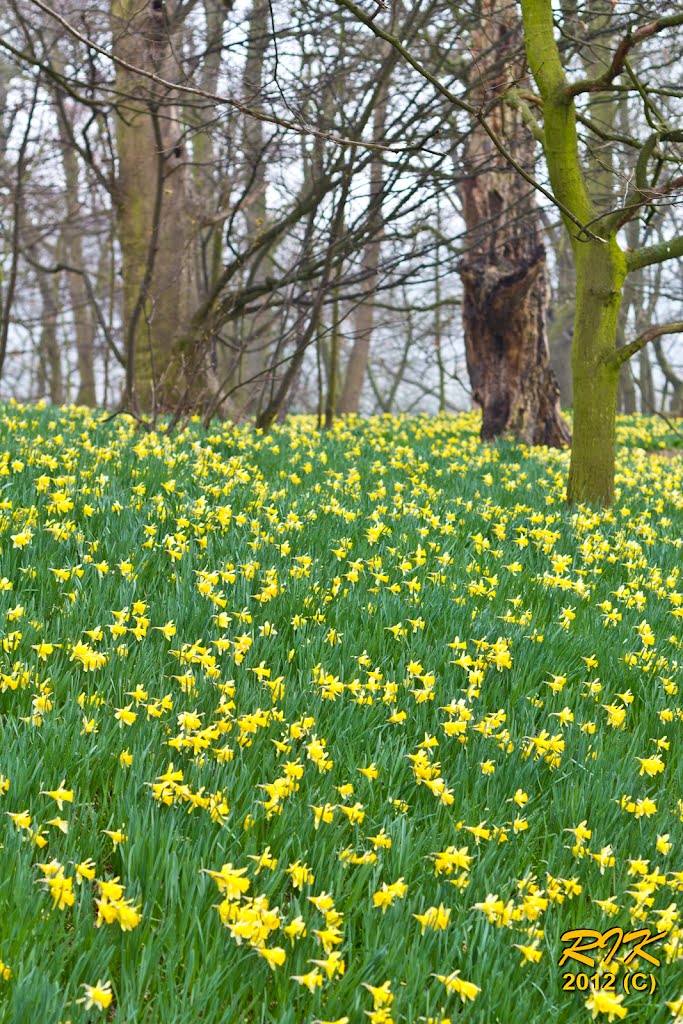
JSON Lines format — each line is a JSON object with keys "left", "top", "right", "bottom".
{"left": 521, "top": 0, "right": 629, "bottom": 505}
{"left": 37, "top": 270, "right": 65, "bottom": 406}
{"left": 545, "top": 222, "right": 575, "bottom": 407}
{"left": 653, "top": 338, "right": 683, "bottom": 416}
{"left": 337, "top": 59, "right": 390, "bottom": 415}
{"left": 337, "top": 223, "right": 378, "bottom": 414}
{"left": 434, "top": 203, "right": 447, "bottom": 413}
{"left": 581, "top": 33, "right": 632, "bottom": 420}
{"left": 617, "top": 356, "right": 637, "bottom": 414}
{"left": 233, "top": 0, "right": 272, "bottom": 416}
{"left": 567, "top": 240, "right": 625, "bottom": 505}
{"left": 616, "top": 274, "right": 637, "bottom": 414}
{"left": 55, "top": 100, "right": 97, "bottom": 406}
{"left": 638, "top": 347, "right": 655, "bottom": 413}
{"left": 458, "top": 0, "right": 570, "bottom": 447}
{"left": 194, "top": 0, "right": 230, "bottom": 299}
{"left": 632, "top": 261, "right": 658, "bottom": 414}
{"left": 111, "top": 0, "right": 199, "bottom": 414}
{"left": 324, "top": 290, "right": 341, "bottom": 428}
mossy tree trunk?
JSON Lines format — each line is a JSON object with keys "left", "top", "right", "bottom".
{"left": 111, "top": 0, "right": 199, "bottom": 415}
{"left": 459, "top": 0, "right": 570, "bottom": 447}
{"left": 521, "top": 0, "right": 624, "bottom": 504}
{"left": 567, "top": 240, "right": 625, "bottom": 505}
{"left": 520, "top": 0, "right": 683, "bottom": 505}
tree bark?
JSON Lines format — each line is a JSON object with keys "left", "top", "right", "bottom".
{"left": 617, "top": 355, "right": 637, "bottom": 414}
{"left": 458, "top": 0, "right": 570, "bottom": 447}
{"left": 616, "top": 264, "right": 637, "bottom": 414}
{"left": 521, "top": 0, "right": 627, "bottom": 504}
{"left": 582, "top": 4, "right": 635, "bottom": 418}
{"left": 36, "top": 269, "right": 65, "bottom": 406}
{"left": 232, "top": 0, "right": 272, "bottom": 415}
{"left": 653, "top": 338, "right": 683, "bottom": 415}
{"left": 54, "top": 97, "right": 97, "bottom": 406}
{"left": 546, "top": 223, "right": 575, "bottom": 407}
{"left": 111, "top": 0, "right": 199, "bottom": 414}
{"left": 567, "top": 240, "right": 624, "bottom": 505}
{"left": 632, "top": 258, "right": 659, "bottom": 414}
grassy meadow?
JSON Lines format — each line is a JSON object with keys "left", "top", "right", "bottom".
{"left": 0, "top": 403, "right": 682, "bottom": 1024}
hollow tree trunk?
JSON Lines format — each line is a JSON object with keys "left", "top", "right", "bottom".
{"left": 111, "top": 0, "right": 199, "bottom": 414}
{"left": 458, "top": 0, "right": 570, "bottom": 447}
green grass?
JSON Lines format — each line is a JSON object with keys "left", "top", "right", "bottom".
{"left": 0, "top": 403, "right": 682, "bottom": 1023}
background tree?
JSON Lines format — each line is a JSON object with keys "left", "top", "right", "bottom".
{"left": 333, "top": 0, "right": 683, "bottom": 504}
{"left": 112, "top": 0, "right": 201, "bottom": 413}
{"left": 457, "top": 0, "right": 569, "bottom": 446}
{"left": 520, "top": 0, "right": 683, "bottom": 503}
{"left": 0, "top": 0, "right": 680, "bottom": 459}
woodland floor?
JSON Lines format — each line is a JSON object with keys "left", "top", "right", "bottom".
{"left": 1, "top": 405, "right": 682, "bottom": 1023}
